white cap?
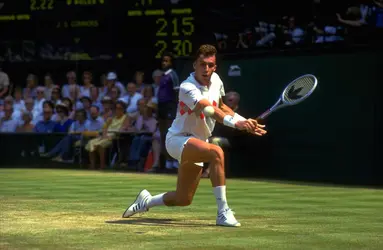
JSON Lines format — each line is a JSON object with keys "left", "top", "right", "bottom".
{"left": 107, "top": 72, "right": 117, "bottom": 80}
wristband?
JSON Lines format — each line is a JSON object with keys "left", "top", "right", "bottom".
{"left": 223, "top": 115, "right": 236, "bottom": 128}
{"left": 234, "top": 112, "right": 246, "bottom": 121}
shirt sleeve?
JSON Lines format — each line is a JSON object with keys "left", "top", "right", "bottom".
{"left": 170, "top": 70, "right": 180, "bottom": 89}
{"left": 135, "top": 115, "right": 143, "bottom": 131}
{"left": 179, "top": 83, "right": 203, "bottom": 111}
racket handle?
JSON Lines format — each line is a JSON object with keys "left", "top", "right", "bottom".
{"left": 256, "top": 109, "right": 271, "bottom": 121}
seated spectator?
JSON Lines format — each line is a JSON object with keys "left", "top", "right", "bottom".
{"left": 128, "top": 101, "right": 158, "bottom": 170}
{"left": 50, "top": 87, "right": 62, "bottom": 106}
{"left": 204, "top": 91, "right": 250, "bottom": 177}
{"left": 61, "top": 97, "right": 75, "bottom": 120}
{"left": 119, "top": 82, "right": 142, "bottom": 115}
{"left": 134, "top": 70, "right": 146, "bottom": 93}
{"left": 100, "top": 96, "right": 114, "bottom": 121}
{"left": 23, "top": 98, "right": 40, "bottom": 125}
{"left": 80, "top": 71, "right": 94, "bottom": 98}
{"left": 34, "top": 86, "right": 46, "bottom": 116}
{"left": 129, "top": 98, "right": 147, "bottom": 124}
{"left": 44, "top": 73, "right": 57, "bottom": 101}
{"left": 142, "top": 85, "right": 158, "bottom": 106}
{"left": 151, "top": 69, "right": 163, "bottom": 97}
{"left": 0, "top": 66, "right": 10, "bottom": 100}
{"left": 90, "top": 86, "right": 102, "bottom": 111}
{"left": 34, "top": 102, "right": 56, "bottom": 133}
{"left": 79, "top": 96, "right": 92, "bottom": 118}
{"left": 85, "top": 100, "right": 130, "bottom": 170}
{"left": 16, "top": 111, "right": 34, "bottom": 132}
{"left": 2, "top": 96, "right": 21, "bottom": 120}
{"left": 13, "top": 87, "right": 25, "bottom": 112}
{"left": 61, "top": 71, "right": 78, "bottom": 99}
{"left": 0, "top": 103, "right": 18, "bottom": 132}
{"left": 41, "top": 109, "right": 88, "bottom": 162}
{"left": 87, "top": 105, "right": 104, "bottom": 131}
{"left": 105, "top": 72, "right": 126, "bottom": 97}
{"left": 23, "top": 74, "right": 37, "bottom": 99}
{"left": 53, "top": 103, "right": 73, "bottom": 133}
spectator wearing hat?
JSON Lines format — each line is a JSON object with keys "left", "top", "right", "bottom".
{"left": 102, "top": 72, "right": 126, "bottom": 98}
{"left": 62, "top": 71, "right": 79, "bottom": 99}
{"left": 53, "top": 103, "right": 73, "bottom": 133}
{"left": 23, "top": 74, "right": 38, "bottom": 99}
{"left": 16, "top": 111, "right": 34, "bottom": 132}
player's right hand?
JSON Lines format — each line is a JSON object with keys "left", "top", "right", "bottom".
{"left": 235, "top": 119, "right": 267, "bottom": 136}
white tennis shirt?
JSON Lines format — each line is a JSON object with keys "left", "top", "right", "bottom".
{"left": 168, "top": 72, "right": 225, "bottom": 141}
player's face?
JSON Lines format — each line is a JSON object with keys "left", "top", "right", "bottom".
{"left": 194, "top": 55, "right": 217, "bottom": 86}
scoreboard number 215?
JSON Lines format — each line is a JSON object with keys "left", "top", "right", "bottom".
{"left": 154, "top": 17, "right": 195, "bottom": 58}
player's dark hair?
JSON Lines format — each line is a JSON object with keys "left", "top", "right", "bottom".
{"left": 195, "top": 44, "right": 217, "bottom": 61}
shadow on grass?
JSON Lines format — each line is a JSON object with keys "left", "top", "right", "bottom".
{"left": 105, "top": 218, "right": 213, "bottom": 227}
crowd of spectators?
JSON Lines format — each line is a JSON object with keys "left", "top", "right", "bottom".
{"left": 0, "top": 55, "right": 179, "bottom": 172}
{"left": 212, "top": 0, "right": 383, "bottom": 50}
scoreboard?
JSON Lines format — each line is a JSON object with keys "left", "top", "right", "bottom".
{"left": 0, "top": 0, "right": 200, "bottom": 60}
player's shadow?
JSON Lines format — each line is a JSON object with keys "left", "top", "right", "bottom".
{"left": 105, "top": 218, "right": 212, "bottom": 227}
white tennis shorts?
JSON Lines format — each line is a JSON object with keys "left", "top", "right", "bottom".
{"left": 166, "top": 133, "right": 204, "bottom": 167}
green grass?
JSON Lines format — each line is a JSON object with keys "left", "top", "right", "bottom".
{"left": 0, "top": 168, "right": 382, "bottom": 250}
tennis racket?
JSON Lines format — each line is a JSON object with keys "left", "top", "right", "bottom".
{"left": 256, "top": 74, "right": 318, "bottom": 120}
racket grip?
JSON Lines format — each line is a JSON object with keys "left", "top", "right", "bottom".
{"left": 256, "top": 109, "right": 271, "bottom": 121}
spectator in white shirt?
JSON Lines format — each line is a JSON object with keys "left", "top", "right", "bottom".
{"left": 44, "top": 73, "right": 57, "bottom": 101}
{"left": 80, "top": 71, "right": 94, "bottom": 98}
{"left": 34, "top": 86, "right": 46, "bottom": 117}
{"left": 24, "top": 98, "right": 40, "bottom": 125}
{"left": 23, "top": 74, "right": 37, "bottom": 99}
{"left": 13, "top": 87, "right": 25, "bottom": 112}
{"left": 61, "top": 71, "right": 79, "bottom": 99}
{"left": 119, "top": 82, "right": 142, "bottom": 115}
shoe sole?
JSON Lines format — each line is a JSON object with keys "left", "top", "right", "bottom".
{"left": 216, "top": 223, "right": 241, "bottom": 227}
{"left": 122, "top": 189, "right": 146, "bottom": 218}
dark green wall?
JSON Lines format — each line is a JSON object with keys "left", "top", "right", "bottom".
{"left": 177, "top": 50, "right": 381, "bottom": 185}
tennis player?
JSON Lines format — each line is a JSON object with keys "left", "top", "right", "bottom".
{"left": 122, "top": 45, "right": 266, "bottom": 227}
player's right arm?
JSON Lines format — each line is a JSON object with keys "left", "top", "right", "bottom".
{"left": 179, "top": 83, "right": 264, "bottom": 135}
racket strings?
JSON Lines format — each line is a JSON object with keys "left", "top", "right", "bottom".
{"left": 284, "top": 77, "right": 316, "bottom": 103}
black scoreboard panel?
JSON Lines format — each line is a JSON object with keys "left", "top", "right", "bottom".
{"left": 0, "top": 0, "right": 202, "bottom": 60}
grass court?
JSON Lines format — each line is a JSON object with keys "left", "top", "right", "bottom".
{"left": 0, "top": 168, "right": 382, "bottom": 250}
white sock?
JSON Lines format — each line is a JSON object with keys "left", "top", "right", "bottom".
{"left": 213, "top": 186, "right": 229, "bottom": 212}
{"left": 147, "top": 193, "right": 165, "bottom": 208}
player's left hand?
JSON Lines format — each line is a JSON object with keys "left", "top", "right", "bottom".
{"left": 247, "top": 119, "right": 267, "bottom": 136}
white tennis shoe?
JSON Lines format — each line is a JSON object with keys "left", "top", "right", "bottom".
{"left": 216, "top": 208, "right": 241, "bottom": 227}
{"left": 122, "top": 189, "right": 152, "bottom": 218}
